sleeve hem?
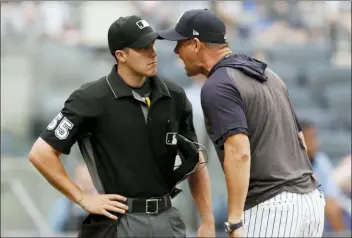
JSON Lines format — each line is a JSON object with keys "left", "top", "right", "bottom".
{"left": 213, "top": 125, "right": 248, "bottom": 150}
{"left": 219, "top": 122, "right": 248, "bottom": 136}
{"left": 40, "top": 135, "right": 71, "bottom": 155}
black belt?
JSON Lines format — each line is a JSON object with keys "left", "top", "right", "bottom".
{"left": 126, "top": 195, "right": 172, "bottom": 214}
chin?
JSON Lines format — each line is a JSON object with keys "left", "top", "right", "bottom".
{"left": 186, "top": 71, "right": 198, "bottom": 77}
{"left": 185, "top": 66, "right": 200, "bottom": 77}
{"left": 146, "top": 69, "right": 157, "bottom": 77}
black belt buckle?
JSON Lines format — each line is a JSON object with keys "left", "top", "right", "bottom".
{"left": 146, "top": 198, "right": 159, "bottom": 214}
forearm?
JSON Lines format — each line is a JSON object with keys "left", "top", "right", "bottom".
{"left": 188, "top": 165, "right": 214, "bottom": 222}
{"left": 224, "top": 151, "right": 250, "bottom": 223}
{"left": 29, "top": 139, "right": 83, "bottom": 204}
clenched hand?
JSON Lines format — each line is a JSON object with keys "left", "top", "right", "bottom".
{"left": 78, "top": 193, "right": 129, "bottom": 220}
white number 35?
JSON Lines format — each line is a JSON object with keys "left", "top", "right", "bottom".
{"left": 47, "top": 112, "right": 74, "bottom": 140}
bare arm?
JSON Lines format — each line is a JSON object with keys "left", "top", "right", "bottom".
{"left": 199, "top": 76, "right": 251, "bottom": 223}
{"left": 28, "top": 138, "right": 84, "bottom": 203}
{"left": 179, "top": 91, "right": 214, "bottom": 223}
{"left": 188, "top": 152, "right": 214, "bottom": 223}
{"left": 31, "top": 89, "right": 128, "bottom": 220}
{"left": 223, "top": 133, "right": 251, "bottom": 223}
{"left": 29, "top": 137, "right": 128, "bottom": 219}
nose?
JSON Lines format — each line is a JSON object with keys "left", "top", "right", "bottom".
{"left": 150, "top": 45, "right": 157, "bottom": 58}
{"left": 174, "top": 45, "right": 179, "bottom": 55}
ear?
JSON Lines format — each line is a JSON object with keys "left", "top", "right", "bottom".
{"left": 115, "top": 50, "right": 126, "bottom": 63}
{"left": 193, "top": 38, "right": 202, "bottom": 52}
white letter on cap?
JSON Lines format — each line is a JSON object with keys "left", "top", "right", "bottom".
{"left": 136, "top": 20, "right": 150, "bottom": 29}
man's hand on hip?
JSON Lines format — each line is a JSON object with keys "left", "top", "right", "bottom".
{"left": 78, "top": 193, "right": 129, "bottom": 220}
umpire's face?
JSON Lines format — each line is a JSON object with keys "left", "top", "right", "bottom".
{"left": 174, "top": 38, "right": 203, "bottom": 77}
{"left": 117, "top": 41, "right": 157, "bottom": 77}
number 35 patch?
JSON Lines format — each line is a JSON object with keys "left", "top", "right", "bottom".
{"left": 47, "top": 112, "right": 74, "bottom": 140}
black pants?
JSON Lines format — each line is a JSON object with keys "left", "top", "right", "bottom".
{"left": 77, "top": 207, "right": 186, "bottom": 238}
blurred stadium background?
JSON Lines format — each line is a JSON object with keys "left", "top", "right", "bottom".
{"left": 1, "top": 1, "right": 351, "bottom": 237}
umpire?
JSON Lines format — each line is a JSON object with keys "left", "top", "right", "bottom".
{"left": 28, "top": 15, "right": 215, "bottom": 238}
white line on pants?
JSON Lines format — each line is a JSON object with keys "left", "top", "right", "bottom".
{"left": 243, "top": 189, "right": 326, "bottom": 237}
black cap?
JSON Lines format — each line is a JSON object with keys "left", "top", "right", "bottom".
{"left": 158, "top": 9, "right": 227, "bottom": 43}
{"left": 108, "top": 15, "right": 158, "bottom": 55}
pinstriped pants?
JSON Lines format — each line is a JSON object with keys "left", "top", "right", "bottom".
{"left": 243, "top": 189, "right": 326, "bottom": 237}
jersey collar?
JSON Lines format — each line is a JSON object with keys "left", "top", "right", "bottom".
{"left": 106, "top": 65, "right": 170, "bottom": 99}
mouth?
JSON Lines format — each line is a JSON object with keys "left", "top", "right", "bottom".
{"left": 149, "top": 62, "right": 157, "bottom": 65}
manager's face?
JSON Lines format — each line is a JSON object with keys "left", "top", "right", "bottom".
{"left": 174, "top": 39, "right": 202, "bottom": 77}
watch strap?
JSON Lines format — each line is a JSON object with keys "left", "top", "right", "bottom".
{"left": 225, "top": 220, "right": 243, "bottom": 233}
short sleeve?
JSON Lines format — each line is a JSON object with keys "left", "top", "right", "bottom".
{"left": 201, "top": 79, "right": 248, "bottom": 149}
{"left": 40, "top": 89, "right": 99, "bottom": 154}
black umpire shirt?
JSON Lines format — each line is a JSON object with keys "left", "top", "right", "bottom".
{"left": 40, "top": 65, "right": 197, "bottom": 198}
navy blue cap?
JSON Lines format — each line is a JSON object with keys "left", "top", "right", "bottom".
{"left": 158, "top": 9, "right": 227, "bottom": 43}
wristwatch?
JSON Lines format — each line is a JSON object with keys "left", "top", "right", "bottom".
{"left": 224, "top": 221, "right": 243, "bottom": 233}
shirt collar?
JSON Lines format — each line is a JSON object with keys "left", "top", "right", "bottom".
{"left": 106, "top": 65, "right": 171, "bottom": 99}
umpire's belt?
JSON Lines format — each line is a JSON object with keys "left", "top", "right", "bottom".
{"left": 126, "top": 195, "right": 171, "bottom": 214}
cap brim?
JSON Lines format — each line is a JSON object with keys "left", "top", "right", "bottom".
{"left": 128, "top": 31, "right": 159, "bottom": 49}
{"left": 157, "top": 28, "right": 189, "bottom": 41}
